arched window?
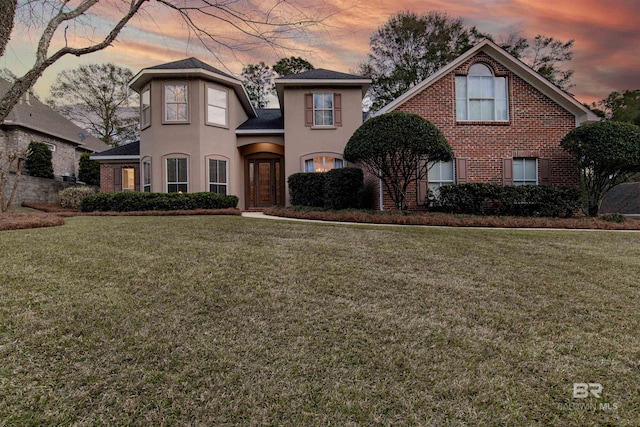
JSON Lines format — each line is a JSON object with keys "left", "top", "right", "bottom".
{"left": 456, "top": 63, "right": 508, "bottom": 121}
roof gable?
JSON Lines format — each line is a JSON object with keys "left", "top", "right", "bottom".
{"left": 0, "top": 78, "right": 109, "bottom": 152}
{"left": 374, "top": 39, "right": 598, "bottom": 124}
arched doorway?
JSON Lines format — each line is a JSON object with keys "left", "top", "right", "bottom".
{"left": 240, "top": 143, "right": 285, "bottom": 210}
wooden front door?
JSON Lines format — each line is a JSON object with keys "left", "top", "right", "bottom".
{"left": 247, "top": 157, "right": 283, "bottom": 209}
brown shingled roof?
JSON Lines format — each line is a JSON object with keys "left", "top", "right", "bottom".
{"left": 0, "top": 78, "right": 109, "bottom": 153}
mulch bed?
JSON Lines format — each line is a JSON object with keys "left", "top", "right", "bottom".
{"left": 263, "top": 207, "right": 640, "bottom": 230}
{"left": 0, "top": 203, "right": 241, "bottom": 232}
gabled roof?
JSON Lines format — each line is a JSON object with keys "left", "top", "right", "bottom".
{"left": 90, "top": 141, "right": 140, "bottom": 160}
{"left": 129, "top": 57, "right": 256, "bottom": 118}
{"left": 236, "top": 109, "right": 284, "bottom": 134}
{"left": 0, "top": 78, "right": 109, "bottom": 152}
{"left": 274, "top": 68, "right": 371, "bottom": 110}
{"left": 374, "top": 39, "right": 599, "bottom": 125}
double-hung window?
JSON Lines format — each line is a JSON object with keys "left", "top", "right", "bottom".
{"left": 141, "top": 87, "right": 150, "bottom": 128}
{"left": 513, "top": 158, "right": 537, "bottom": 186}
{"left": 428, "top": 160, "right": 455, "bottom": 195}
{"left": 456, "top": 64, "right": 508, "bottom": 122}
{"left": 208, "top": 159, "right": 228, "bottom": 195}
{"left": 122, "top": 168, "right": 136, "bottom": 191}
{"left": 207, "top": 87, "right": 227, "bottom": 127}
{"left": 304, "top": 156, "right": 344, "bottom": 172}
{"left": 313, "top": 93, "right": 334, "bottom": 126}
{"left": 165, "top": 83, "right": 188, "bottom": 122}
{"left": 167, "top": 158, "right": 188, "bottom": 192}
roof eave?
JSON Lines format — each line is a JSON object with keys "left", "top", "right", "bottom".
{"left": 236, "top": 129, "right": 285, "bottom": 135}
{"left": 90, "top": 155, "right": 140, "bottom": 161}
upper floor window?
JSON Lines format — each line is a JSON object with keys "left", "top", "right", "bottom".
{"left": 44, "top": 142, "right": 56, "bottom": 152}
{"left": 513, "top": 158, "right": 537, "bottom": 186}
{"left": 167, "top": 157, "right": 188, "bottom": 192}
{"left": 313, "top": 93, "right": 334, "bottom": 126}
{"left": 304, "top": 156, "right": 344, "bottom": 172}
{"left": 456, "top": 64, "right": 508, "bottom": 122}
{"left": 207, "top": 87, "right": 227, "bottom": 127}
{"left": 428, "top": 160, "right": 455, "bottom": 195}
{"left": 141, "top": 87, "right": 151, "bottom": 128}
{"left": 164, "top": 83, "right": 188, "bottom": 122}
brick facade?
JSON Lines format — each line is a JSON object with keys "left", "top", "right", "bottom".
{"left": 382, "top": 52, "right": 580, "bottom": 210}
{"left": 100, "top": 162, "right": 140, "bottom": 192}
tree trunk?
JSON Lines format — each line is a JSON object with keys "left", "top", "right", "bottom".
{"left": 0, "top": 0, "right": 17, "bottom": 58}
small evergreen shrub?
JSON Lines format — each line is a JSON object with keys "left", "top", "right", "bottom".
{"left": 78, "top": 153, "right": 100, "bottom": 186}
{"left": 79, "top": 192, "right": 239, "bottom": 212}
{"left": 288, "top": 173, "right": 326, "bottom": 207}
{"left": 435, "top": 184, "right": 582, "bottom": 217}
{"left": 601, "top": 213, "right": 626, "bottom": 223}
{"left": 324, "top": 168, "right": 364, "bottom": 210}
{"left": 25, "top": 141, "right": 54, "bottom": 178}
{"left": 58, "top": 186, "right": 95, "bottom": 209}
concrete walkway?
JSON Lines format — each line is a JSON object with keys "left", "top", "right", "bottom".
{"left": 240, "top": 211, "right": 639, "bottom": 232}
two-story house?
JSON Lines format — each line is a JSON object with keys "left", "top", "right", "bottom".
{"left": 373, "top": 39, "right": 598, "bottom": 209}
{"left": 91, "top": 58, "right": 371, "bottom": 209}
{"left": 92, "top": 40, "right": 598, "bottom": 211}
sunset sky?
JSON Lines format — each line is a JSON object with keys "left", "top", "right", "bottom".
{"left": 2, "top": 0, "right": 638, "bottom": 106}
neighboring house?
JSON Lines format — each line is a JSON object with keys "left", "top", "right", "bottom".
{"left": 91, "top": 58, "right": 371, "bottom": 209}
{"left": 374, "top": 39, "right": 598, "bottom": 210}
{"left": 0, "top": 78, "right": 109, "bottom": 179}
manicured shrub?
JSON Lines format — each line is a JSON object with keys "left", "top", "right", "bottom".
{"left": 79, "top": 192, "right": 239, "bottom": 212}
{"left": 435, "top": 184, "right": 582, "bottom": 217}
{"left": 323, "top": 168, "right": 364, "bottom": 210}
{"left": 288, "top": 172, "right": 326, "bottom": 207}
{"left": 601, "top": 213, "right": 626, "bottom": 223}
{"left": 58, "top": 186, "right": 95, "bottom": 209}
{"left": 78, "top": 153, "right": 100, "bottom": 186}
{"left": 25, "top": 141, "right": 54, "bottom": 178}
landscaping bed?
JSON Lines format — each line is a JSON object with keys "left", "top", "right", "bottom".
{"left": 264, "top": 206, "right": 640, "bottom": 230}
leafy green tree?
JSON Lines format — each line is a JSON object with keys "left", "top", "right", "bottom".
{"left": 360, "top": 11, "right": 575, "bottom": 111}
{"left": 78, "top": 152, "right": 100, "bottom": 186}
{"left": 344, "top": 112, "right": 453, "bottom": 210}
{"left": 48, "top": 63, "right": 137, "bottom": 147}
{"left": 242, "top": 62, "right": 274, "bottom": 109}
{"left": 360, "top": 11, "right": 473, "bottom": 111}
{"left": 25, "top": 141, "right": 54, "bottom": 179}
{"left": 273, "top": 57, "right": 314, "bottom": 76}
{"left": 593, "top": 90, "right": 640, "bottom": 126}
{"left": 561, "top": 121, "right": 640, "bottom": 215}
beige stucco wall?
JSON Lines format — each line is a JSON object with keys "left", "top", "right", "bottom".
{"left": 139, "top": 78, "right": 249, "bottom": 207}
{"left": 282, "top": 87, "right": 364, "bottom": 204}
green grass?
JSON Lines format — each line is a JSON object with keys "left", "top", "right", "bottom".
{"left": 1, "top": 216, "right": 639, "bottom": 426}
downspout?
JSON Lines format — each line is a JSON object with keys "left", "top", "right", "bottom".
{"left": 379, "top": 171, "right": 384, "bottom": 211}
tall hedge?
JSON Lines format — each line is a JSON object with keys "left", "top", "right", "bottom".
{"left": 78, "top": 152, "right": 100, "bottom": 186}
{"left": 323, "top": 168, "right": 363, "bottom": 210}
{"left": 288, "top": 173, "right": 326, "bottom": 207}
{"left": 25, "top": 141, "right": 54, "bottom": 178}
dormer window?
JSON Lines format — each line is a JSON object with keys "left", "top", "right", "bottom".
{"left": 456, "top": 64, "right": 508, "bottom": 122}
{"left": 164, "top": 83, "right": 188, "bottom": 122}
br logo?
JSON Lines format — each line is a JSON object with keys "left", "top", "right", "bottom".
{"left": 573, "top": 383, "right": 602, "bottom": 399}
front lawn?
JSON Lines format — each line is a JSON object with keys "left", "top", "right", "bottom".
{"left": 1, "top": 216, "right": 638, "bottom": 425}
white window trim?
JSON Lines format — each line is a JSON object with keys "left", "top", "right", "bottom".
{"left": 456, "top": 63, "right": 509, "bottom": 122}
{"left": 141, "top": 86, "right": 151, "bottom": 129}
{"left": 166, "top": 157, "right": 189, "bottom": 193}
{"left": 206, "top": 85, "right": 228, "bottom": 128}
{"left": 207, "top": 157, "right": 229, "bottom": 195}
{"left": 513, "top": 158, "right": 538, "bottom": 186}
{"left": 313, "top": 93, "right": 335, "bottom": 127}
{"left": 44, "top": 142, "right": 56, "bottom": 152}
{"left": 427, "top": 160, "right": 455, "bottom": 193}
{"left": 163, "top": 82, "right": 189, "bottom": 123}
